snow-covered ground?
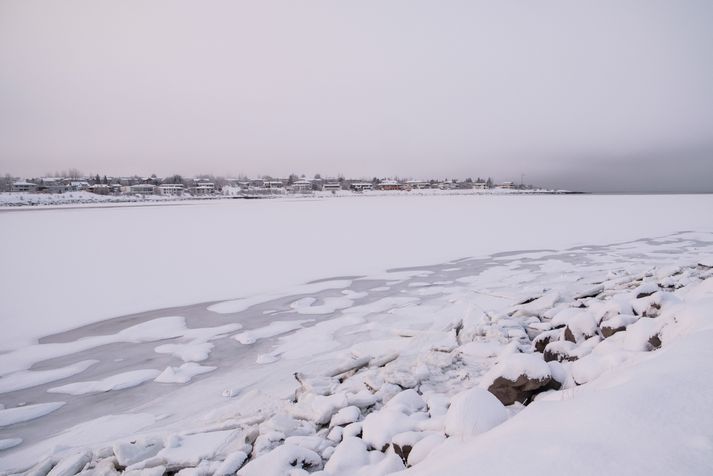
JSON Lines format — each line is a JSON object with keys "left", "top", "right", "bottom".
{"left": 0, "top": 191, "right": 188, "bottom": 207}
{"left": 1, "top": 195, "right": 713, "bottom": 475}
{"left": 0, "top": 188, "right": 557, "bottom": 208}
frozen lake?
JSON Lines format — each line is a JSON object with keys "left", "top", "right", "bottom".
{"left": 1, "top": 193, "right": 713, "bottom": 350}
{"left": 1, "top": 194, "right": 713, "bottom": 473}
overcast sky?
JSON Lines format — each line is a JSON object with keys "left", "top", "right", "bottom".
{"left": 1, "top": 0, "right": 712, "bottom": 191}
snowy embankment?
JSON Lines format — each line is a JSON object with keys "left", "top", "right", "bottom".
{"left": 0, "top": 191, "right": 185, "bottom": 207}
{"left": 1, "top": 194, "right": 713, "bottom": 352}
{"left": 1, "top": 231, "right": 713, "bottom": 474}
{"left": 0, "top": 188, "right": 559, "bottom": 208}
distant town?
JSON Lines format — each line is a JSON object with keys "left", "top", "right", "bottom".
{"left": 0, "top": 172, "right": 557, "bottom": 197}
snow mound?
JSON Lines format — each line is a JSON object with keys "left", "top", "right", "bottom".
{"left": 444, "top": 388, "right": 508, "bottom": 437}
{"left": 238, "top": 444, "right": 322, "bottom": 476}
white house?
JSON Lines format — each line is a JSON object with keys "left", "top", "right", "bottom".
{"left": 191, "top": 183, "right": 215, "bottom": 195}
{"left": 12, "top": 181, "right": 38, "bottom": 192}
{"left": 406, "top": 180, "right": 430, "bottom": 189}
{"left": 473, "top": 181, "right": 488, "bottom": 189}
{"left": 130, "top": 184, "right": 156, "bottom": 195}
{"left": 322, "top": 182, "right": 342, "bottom": 192}
{"left": 157, "top": 184, "right": 185, "bottom": 196}
{"left": 436, "top": 181, "right": 456, "bottom": 190}
{"left": 70, "top": 181, "right": 90, "bottom": 191}
{"left": 291, "top": 180, "right": 313, "bottom": 193}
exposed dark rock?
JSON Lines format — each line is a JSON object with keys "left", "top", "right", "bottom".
{"left": 542, "top": 377, "right": 563, "bottom": 392}
{"left": 393, "top": 443, "right": 412, "bottom": 463}
{"left": 487, "top": 374, "right": 552, "bottom": 406}
{"left": 533, "top": 331, "right": 556, "bottom": 353}
{"left": 601, "top": 324, "right": 626, "bottom": 338}
{"left": 648, "top": 333, "right": 662, "bottom": 349}
{"left": 642, "top": 302, "right": 662, "bottom": 318}
{"left": 543, "top": 347, "right": 578, "bottom": 363}
{"left": 563, "top": 324, "right": 596, "bottom": 344}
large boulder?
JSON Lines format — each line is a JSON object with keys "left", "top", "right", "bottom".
{"left": 551, "top": 308, "right": 598, "bottom": 343}
{"left": 407, "top": 433, "right": 447, "bottom": 467}
{"left": 623, "top": 318, "right": 666, "bottom": 352}
{"left": 480, "top": 353, "right": 552, "bottom": 405}
{"left": 543, "top": 340, "right": 578, "bottom": 363}
{"left": 238, "top": 444, "right": 322, "bottom": 476}
{"left": 323, "top": 437, "right": 369, "bottom": 474}
{"left": 532, "top": 329, "right": 561, "bottom": 353}
{"left": 633, "top": 282, "right": 660, "bottom": 299}
{"left": 361, "top": 409, "right": 414, "bottom": 451}
{"left": 600, "top": 314, "right": 637, "bottom": 338}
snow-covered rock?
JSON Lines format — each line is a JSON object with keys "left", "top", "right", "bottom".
{"left": 323, "top": 437, "right": 369, "bottom": 474}
{"left": 329, "top": 406, "right": 361, "bottom": 427}
{"left": 444, "top": 388, "right": 508, "bottom": 437}
{"left": 238, "top": 444, "right": 322, "bottom": 476}
{"left": 214, "top": 451, "right": 248, "bottom": 475}
{"left": 601, "top": 314, "right": 638, "bottom": 338}
{"left": 113, "top": 437, "right": 163, "bottom": 467}
{"left": 361, "top": 409, "right": 414, "bottom": 451}
{"left": 384, "top": 389, "right": 427, "bottom": 415}
{"left": 481, "top": 353, "right": 552, "bottom": 405}
{"left": 407, "top": 433, "right": 446, "bottom": 466}
{"left": 289, "top": 393, "right": 349, "bottom": 425}
{"left": 46, "top": 450, "right": 92, "bottom": 476}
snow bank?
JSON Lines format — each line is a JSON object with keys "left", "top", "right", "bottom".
{"left": 444, "top": 388, "right": 508, "bottom": 437}
{"left": 405, "top": 277, "right": 713, "bottom": 476}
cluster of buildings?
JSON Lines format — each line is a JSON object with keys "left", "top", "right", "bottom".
{"left": 5, "top": 176, "right": 218, "bottom": 196}
{"left": 209, "top": 177, "right": 519, "bottom": 195}
{"left": 4, "top": 174, "right": 527, "bottom": 197}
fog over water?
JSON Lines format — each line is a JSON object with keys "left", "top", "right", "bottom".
{"left": 1, "top": 0, "right": 712, "bottom": 192}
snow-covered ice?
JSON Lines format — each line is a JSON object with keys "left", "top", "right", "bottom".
{"left": 0, "top": 360, "right": 98, "bottom": 394}
{"left": 0, "top": 402, "right": 65, "bottom": 427}
{"left": 3, "top": 194, "right": 713, "bottom": 350}
{"left": 154, "top": 363, "right": 217, "bottom": 384}
{"left": 47, "top": 369, "right": 162, "bottom": 395}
